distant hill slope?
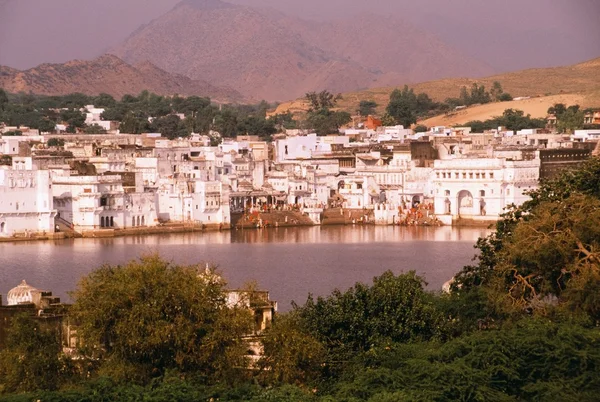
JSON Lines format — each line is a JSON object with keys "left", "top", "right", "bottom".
{"left": 274, "top": 57, "right": 600, "bottom": 123}
{"left": 110, "top": 0, "right": 493, "bottom": 101}
{"left": 0, "top": 54, "right": 244, "bottom": 102}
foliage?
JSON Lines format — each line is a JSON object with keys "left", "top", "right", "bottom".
{"left": 303, "top": 91, "right": 350, "bottom": 136}
{"left": 305, "top": 91, "right": 341, "bottom": 113}
{"left": 414, "top": 124, "right": 428, "bottom": 133}
{"left": 47, "top": 138, "right": 65, "bottom": 147}
{"left": 324, "top": 319, "right": 600, "bottom": 401}
{"left": 83, "top": 124, "right": 107, "bottom": 134}
{"left": 2, "top": 130, "right": 22, "bottom": 136}
{"left": 385, "top": 86, "right": 417, "bottom": 127}
{"left": 461, "top": 108, "right": 546, "bottom": 132}
{"left": 259, "top": 312, "right": 326, "bottom": 385}
{"left": 150, "top": 114, "right": 189, "bottom": 139}
{"left": 69, "top": 255, "right": 253, "bottom": 382}
{"left": 357, "top": 100, "right": 377, "bottom": 116}
{"left": 453, "top": 157, "right": 600, "bottom": 323}
{"left": 295, "top": 271, "right": 444, "bottom": 365}
{"left": 0, "top": 315, "right": 68, "bottom": 393}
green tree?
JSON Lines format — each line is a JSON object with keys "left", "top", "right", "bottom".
{"left": 213, "top": 108, "right": 239, "bottom": 138}
{"left": 150, "top": 114, "right": 189, "bottom": 139}
{"left": 0, "top": 88, "right": 9, "bottom": 112}
{"left": 490, "top": 81, "right": 504, "bottom": 102}
{"left": 414, "top": 124, "right": 428, "bottom": 133}
{"left": 259, "top": 312, "right": 326, "bottom": 385}
{"left": 358, "top": 100, "right": 377, "bottom": 116}
{"left": 47, "top": 138, "right": 65, "bottom": 147}
{"left": 60, "top": 109, "right": 86, "bottom": 133}
{"left": 0, "top": 315, "right": 66, "bottom": 393}
{"left": 93, "top": 93, "right": 117, "bottom": 108}
{"left": 296, "top": 271, "right": 444, "bottom": 364}
{"left": 69, "top": 255, "right": 253, "bottom": 382}
{"left": 83, "top": 124, "right": 107, "bottom": 134}
{"left": 385, "top": 86, "right": 418, "bottom": 127}
{"left": 305, "top": 90, "right": 341, "bottom": 113}
{"left": 556, "top": 105, "right": 584, "bottom": 133}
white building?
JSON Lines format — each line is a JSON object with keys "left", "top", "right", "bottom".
{"left": 432, "top": 156, "right": 540, "bottom": 224}
{"left": 0, "top": 164, "right": 56, "bottom": 237}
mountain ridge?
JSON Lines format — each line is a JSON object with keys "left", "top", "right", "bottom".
{"left": 0, "top": 54, "right": 244, "bottom": 102}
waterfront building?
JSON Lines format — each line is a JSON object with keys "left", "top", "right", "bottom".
{"left": 0, "top": 164, "right": 56, "bottom": 237}
{"left": 432, "top": 156, "right": 540, "bottom": 224}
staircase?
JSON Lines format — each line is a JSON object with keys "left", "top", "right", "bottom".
{"left": 54, "top": 216, "right": 82, "bottom": 238}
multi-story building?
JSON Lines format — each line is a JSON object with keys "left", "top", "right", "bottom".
{"left": 0, "top": 163, "right": 56, "bottom": 237}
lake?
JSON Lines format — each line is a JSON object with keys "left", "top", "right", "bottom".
{"left": 0, "top": 226, "right": 491, "bottom": 311}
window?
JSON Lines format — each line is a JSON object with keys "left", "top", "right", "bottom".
{"left": 480, "top": 190, "right": 485, "bottom": 197}
{"left": 444, "top": 190, "right": 450, "bottom": 196}
{"left": 490, "top": 172, "right": 494, "bottom": 179}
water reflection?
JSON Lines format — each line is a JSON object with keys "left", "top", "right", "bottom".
{"left": 0, "top": 226, "right": 491, "bottom": 311}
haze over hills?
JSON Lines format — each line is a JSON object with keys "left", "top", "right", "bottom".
{"left": 0, "top": 54, "right": 244, "bottom": 102}
{"left": 110, "top": 0, "right": 494, "bottom": 101}
{"left": 275, "top": 56, "right": 600, "bottom": 123}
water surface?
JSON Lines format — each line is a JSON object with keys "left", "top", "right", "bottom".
{"left": 0, "top": 226, "right": 490, "bottom": 311}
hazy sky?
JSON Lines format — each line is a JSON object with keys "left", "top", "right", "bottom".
{"left": 1, "top": 0, "right": 599, "bottom": 73}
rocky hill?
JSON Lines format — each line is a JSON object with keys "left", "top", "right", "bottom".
{"left": 0, "top": 54, "right": 244, "bottom": 102}
{"left": 110, "top": 0, "right": 494, "bottom": 101}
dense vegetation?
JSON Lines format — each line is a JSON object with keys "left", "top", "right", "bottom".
{"left": 380, "top": 81, "right": 513, "bottom": 128}
{"left": 1, "top": 158, "right": 599, "bottom": 401}
{"left": 0, "top": 89, "right": 294, "bottom": 140}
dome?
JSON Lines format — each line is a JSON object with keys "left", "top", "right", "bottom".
{"left": 7, "top": 280, "right": 40, "bottom": 306}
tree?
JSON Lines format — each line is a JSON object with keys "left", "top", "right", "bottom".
{"left": 358, "top": 100, "right": 377, "bottom": 116}
{"left": 93, "top": 93, "right": 117, "bottom": 108}
{"left": 0, "top": 88, "right": 8, "bottom": 112}
{"left": 385, "top": 86, "right": 418, "bottom": 128}
{"left": 60, "top": 109, "right": 86, "bottom": 133}
{"left": 296, "top": 271, "right": 444, "bottom": 364}
{"left": 150, "top": 114, "right": 189, "bottom": 139}
{"left": 213, "top": 108, "right": 239, "bottom": 138}
{"left": 490, "top": 81, "right": 504, "bottom": 102}
{"left": 69, "top": 255, "right": 253, "bottom": 382}
{"left": 556, "top": 106, "right": 584, "bottom": 133}
{"left": 469, "top": 83, "right": 491, "bottom": 105}
{"left": 83, "top": 124, "right": 107, "bottom": 134}
{"left": 0, "top": 315, "right": 66, "bottom": 393}
{"left": 414, "top": 125, "right": 428, "bottom": 133}
{"left": 259, "top": 312, "right": 326, "bottom": 385}
{"left": 305, "top": 90, "right": 341, "bottom": 113}
{"left": 47, "top": 138, "right": 65, "bottom": 147}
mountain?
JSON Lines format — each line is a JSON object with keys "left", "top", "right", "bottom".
{"left": 110, "top": 0, "right": 494, "bottom": 101}
{"left": 0, "top": 54, "right": 244, "bottom": 102}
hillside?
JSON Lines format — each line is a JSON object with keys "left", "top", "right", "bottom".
{"left": 275, "top": 57, "right": 600, "bottom": 124}
{"left": 0, "top": 54, "right": 244, "bottom": 102}
{"left": 110, "top": 0, "right": 493, "bottom": 101}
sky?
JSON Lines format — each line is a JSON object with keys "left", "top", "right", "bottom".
{"left": 0, "top": 0, "right": 599, "bottom": 73}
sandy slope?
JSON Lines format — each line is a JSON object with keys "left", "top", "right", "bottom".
{"left": 419, "top": 94, "right": 586, "bottom": 127}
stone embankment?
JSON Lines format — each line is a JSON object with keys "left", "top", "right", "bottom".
{"left": 231, "top": 211, "right": 314, "bottom": 229}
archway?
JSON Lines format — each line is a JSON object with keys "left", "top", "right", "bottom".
{"left": 457, "top": 190, "right": 474, "bottom": 216}
{"left": 141, "top": 216, "right": 145, "bottom": 226}
{"left": 0, "top": 222, "right": 5, "bottom": 234}
{"left": 100, "top": 217, "right": 105, "bottom": 228}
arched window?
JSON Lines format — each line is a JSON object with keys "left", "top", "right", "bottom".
{"left": 100, "top": 217, "right": 105, "bottom": 228}
{"left": 0, "top": 222, "right": 5, "bottom": 233}
{"left": 110, "top": 217, "right": 114, "bottom": 227}
{"left": 141, "top": 216, "right": 145, "bottom": 226}
{"left": 132, "top": 217, "right": 136, "bottom": 227}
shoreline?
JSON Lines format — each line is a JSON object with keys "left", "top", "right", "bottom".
{"left": 0, "top": 219, "right": 492, "bottom": 244}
